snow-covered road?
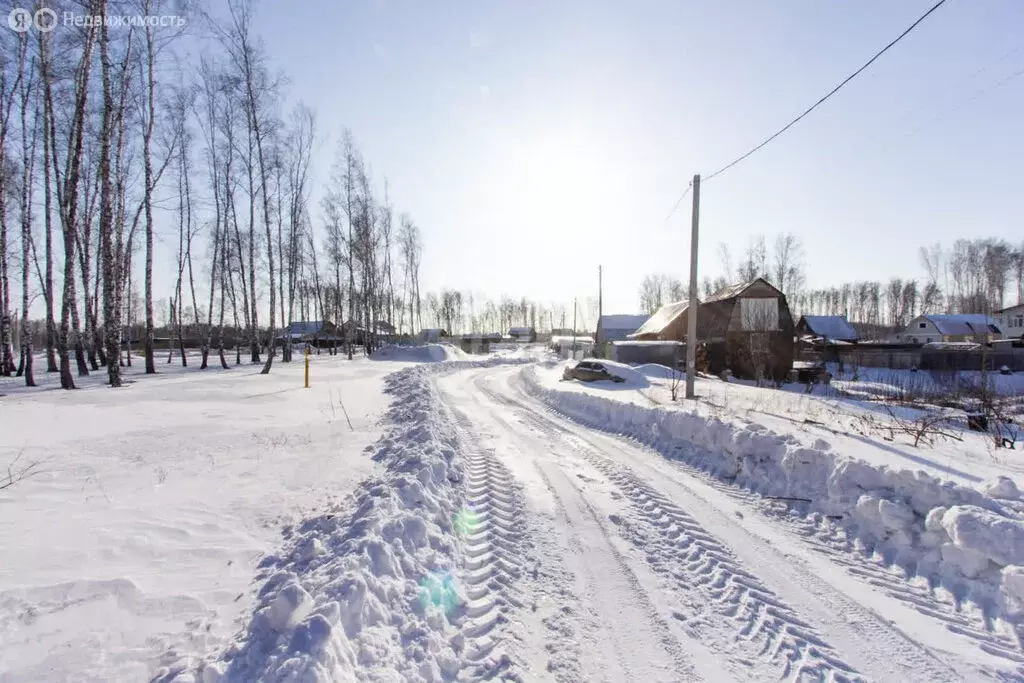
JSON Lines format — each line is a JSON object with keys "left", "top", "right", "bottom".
{"left": 435, "top": 364, "right": 1002, "bottom": 682}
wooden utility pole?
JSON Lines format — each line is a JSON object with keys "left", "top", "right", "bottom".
{"left": 597, "top": 265, "right": 603, "bottom": 357}
{"left": 685, "top": 175, "right": 701, "bottom": 399}
{"left": 571, "top": 297, "right": 577, "bottom": 360}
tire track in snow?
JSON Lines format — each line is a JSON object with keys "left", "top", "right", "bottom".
{"left": 523, "top": 369, "right": 1024, "bottom": 673}
{"left": 775, "top": 510, "right": 1024, "bottom": 670}
{"left": 447, "top": 373, "right": 706, "bottom": 682}
{"left": 475, "top": 376, "right": 860, "bottom": 681}
{"left": 479, "top": 369, "right": 972, "bottom": 682}
{"left": 531, "top": 459, "right": 706, "bottom": 682}
{"left": 589, "top": 458, "right": 862, "bottom": 683}
{"left": 449, "top": 407, "right": 528, "bottom": 679}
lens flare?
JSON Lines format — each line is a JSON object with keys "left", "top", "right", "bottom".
{"left": 418, "top": 571, "right": 459, "bottom": 614}
{"left": 453, "top": 505, "right": 481, "bottom": 537}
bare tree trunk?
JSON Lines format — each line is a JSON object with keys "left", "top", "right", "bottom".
{"left": 44, "top": 14, "right": 99, "bottom": 389}
{"left": 17, "top": 36, "right": 36, "bottom": 386}
{"left": 97, "top": 5, "right": 123, "bottom": 386}
{"left": 244, "top": 125, "right": 259, "bottom": 364}
{"left": 0, "top": 39, "right": 22, "bottom": 377}
{"left": 40, "top": 34, "right": 56, "bottom": 374}
{"left": 181, "top": 123, "right": 201, "bottom": 369}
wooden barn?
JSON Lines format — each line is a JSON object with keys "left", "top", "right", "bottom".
{"left": 629, "top": 278, "right": 795, "bottom": 381}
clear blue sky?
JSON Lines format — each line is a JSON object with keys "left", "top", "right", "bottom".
{"left": 219, "top": 0, "right": 1021, "bottom": 316}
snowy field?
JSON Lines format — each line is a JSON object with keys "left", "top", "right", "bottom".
{"left": 0, "top": 350, "right": 416, "bottom": 682}
{"left": 5, "top": 346, "right": 1024, "bottom": 682}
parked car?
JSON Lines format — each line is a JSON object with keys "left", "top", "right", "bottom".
{"left": 562, "top": 360, "right": 626, "bottom": 383}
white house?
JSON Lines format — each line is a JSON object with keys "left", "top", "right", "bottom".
{"left": 898, "top": 314, "right": 1002, "bottom": 344}
{"left": 996, "top": 304, "right": 1024, "bottom": 339}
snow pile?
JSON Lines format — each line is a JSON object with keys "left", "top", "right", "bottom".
{"left": 201, "top": 357, "right": 528, "bottom": 683}
{"left": 370, "top": 343, "right": 467, "bottom": 363}
{"left": 562, "top": 358, "right": 649, "bottom": 388}
{"left": 521, "top": 365, "right": 1024, "bottom": 617}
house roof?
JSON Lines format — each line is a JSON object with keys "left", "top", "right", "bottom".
{"left": 799, "top": 315, "right": 858, "bottom": 341}
{"left": 550, "top": 335, "right": 594, "bottom": 345}
{"left": 508, "top": 326, "right": 534, "bottom": 336}
{"left": 917, "top": 314, "right": 1001, "bottom": 336}
{"left": 997, "top": 303, "right": 1024, "bottom": 315}
{"left": 611, "top": 340, "right": 684, "bottom": 347}
{"left": 703, "top": 277, "right": 781, "bottom": 303}
{"left": 598, "top": 314, "right": 648, "bottom": 332}
{"left": 287, "top": 321, "right": 326, "bottom": 336}
{"left": 628, "top": 300, "right": 692, "bottom": 338}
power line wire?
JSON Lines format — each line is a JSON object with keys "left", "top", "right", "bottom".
{"left": 664, "top": 182, "right": 692, "bottom": 222}
{"left": 888, "top": 62, "right": 1024, "bottom": 145}
{"left": 702, "top": 0, "right": 948, "bottom": 184}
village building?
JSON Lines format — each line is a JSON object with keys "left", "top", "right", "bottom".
{"left": 629, "top": 278, "right": 795, "bottom": 381}
{"left": 898, "top": 314, "right": 1002, "bottom": 344}
{"left": 996, "top": 304, "right": 1024, "bottom": 339}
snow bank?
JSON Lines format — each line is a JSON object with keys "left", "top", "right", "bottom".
{"left": 370, "top": 343, "right": 467, "bottom": 363}
{"left": 202, "top": 356, "right": 528, "bottom": 683}
{"left": 521, "top": 365, "right": 1024, "bottom": 617}
{"left": 562, "top": 358, "right": 649, "bottom": 388}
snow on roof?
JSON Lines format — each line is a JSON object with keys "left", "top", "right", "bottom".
{"left": 550, "top": 335, "right": 594, "bottom": 345}
{"left": 800, "top": 315, "right": 858, "bottom": 341}
{"left": 628, "top": 301, "right": 691, "bottom": 338}
{"left": 703, "top": 277, "right": 780, "bottom": 303}
{"left": 611, "top": 340, "right": 684, "bottom": 347}
{"left": 598, "top": 314, "right": 648, "bottom": 332}
{"left": 918, "top": 314, "right": 1001, "bottom": 336}
{"left": 922, "top": 341, "right": 982, "bottom": 351}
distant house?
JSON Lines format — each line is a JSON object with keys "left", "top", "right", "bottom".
{"left": 996, "top": 304, "right": 1024, "bottom": 339}
{"left": 508, "top": 326, "right": 537, "bottom": 342}
{"left": 280, "top": 320, "right": 345, "bottom": 347}
{"left": 373, "top": 320, "right": 396, "bottom": 336}
{"left": 899, "top": 314, "right": 1001, "bottom": 344}
{"left": 596, "top": 314, "right": 648, "bottom": 345}
{"left": 419, "top": 328, "right": 448, "bottom": 343}
{"left": 459, "top": 332, "right": 502, "bottom": 354}
{"left": 630, "top": 278, "right": 794, "bottom": 381}
{"left": 341, "top": 320, "right": 368, "bottom": 345}
{"left": 796, "top": 315, "right": 858, "bottom": 343}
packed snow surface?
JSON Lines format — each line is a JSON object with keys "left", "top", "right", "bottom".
{"left": 0, "top": 352, "right": 402, "bottom": 682}
{"left": 6, "top": 349, "right": 1024, "bottom": 681}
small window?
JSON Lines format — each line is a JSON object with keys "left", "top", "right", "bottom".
{"left": 918, "top": 322, "right": 927, "bottom": 329}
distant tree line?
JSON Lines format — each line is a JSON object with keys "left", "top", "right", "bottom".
{"left": 638, "top": 235, "right": 1022, "bottom": 331}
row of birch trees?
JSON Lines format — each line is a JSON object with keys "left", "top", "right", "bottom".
{"left": 0, "top": 0, "right": 426, "bottom": 389}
